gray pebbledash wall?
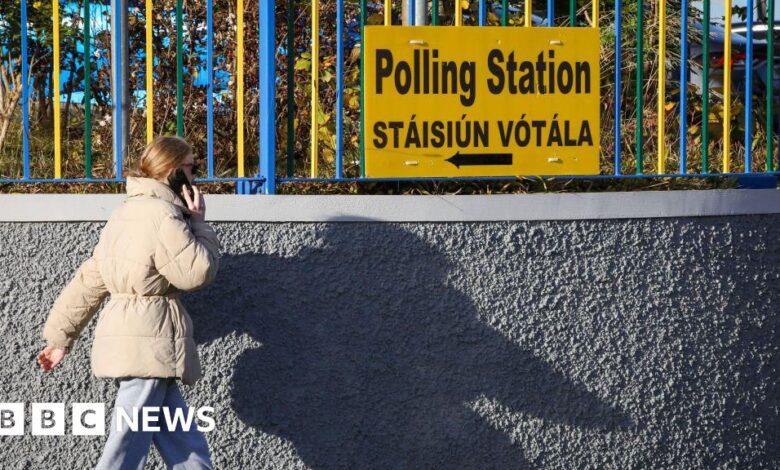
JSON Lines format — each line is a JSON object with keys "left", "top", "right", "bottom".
{"left": 0, "top": 191, "right": 779, "bottom": 469}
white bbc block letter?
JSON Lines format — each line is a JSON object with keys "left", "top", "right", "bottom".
{"left": 0, "top": 403, "right": 24, "bottom": 436}
{"left": 72, "top": 403, "right": 105, "bottom": 436}
{"left": 32, "top": 403, "right": 64, "bottom": 436}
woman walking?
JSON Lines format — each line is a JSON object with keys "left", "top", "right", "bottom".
{"left": 37, "top": 136, "right": 221, "bottom": 469}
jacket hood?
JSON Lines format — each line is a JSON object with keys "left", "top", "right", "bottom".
{"left": 125, "top": 176, "right": 190, "bottom": 213}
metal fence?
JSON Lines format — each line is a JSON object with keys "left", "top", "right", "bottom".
{"left": 2, "top": 1, "right": 778, "bottom": 193}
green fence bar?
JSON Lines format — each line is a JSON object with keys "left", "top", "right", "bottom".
{"left": 433, "top": 0, "right": 440, "bottom": 25}
{"left": 767, "top": 0, "right": 775, "bottom": 171}
{"left": 176, "top": 0, "right": 183, "bottom": 136}
{"left": 359, "top": 0, "right": 366, "bottom": 177}
{"left": 84, "top": 0, "right": 92, "bottom": 178}
{"left": 501, "top": 0, "right": 507, "bottom": 26}
{"left": 635, "top": 0, "right": 643, "bottom": 173}
{"left": 287, "top": 0, "right": 295, "bottom": 177}
{"left": 569, "top": 0, "right": 575, "bottom": 26}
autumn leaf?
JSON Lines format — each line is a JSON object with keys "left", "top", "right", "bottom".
{"left": 322, "top": 147, "right": 335, "bottom": 162}
{"left": 367, "top": 14, "right": 384, "bottom": 26}
{"left": 316, "top": 108, "right": 330, "bottom": 125}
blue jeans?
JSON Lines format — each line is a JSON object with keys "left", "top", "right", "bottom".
{"left": 95, "top": 377, "right": 213, "bottom": 470}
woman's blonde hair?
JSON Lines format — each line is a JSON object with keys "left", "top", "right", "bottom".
{"left": 131, "top": 136, "right": 192, "bottom": 180}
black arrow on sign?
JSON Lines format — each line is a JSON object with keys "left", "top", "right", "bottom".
{"left": 445, "top": 151, "right": 513, "bottom": 168}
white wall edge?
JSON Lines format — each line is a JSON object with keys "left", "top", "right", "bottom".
{"left": 1, "top": 190, "right": 779, "bottom": 222}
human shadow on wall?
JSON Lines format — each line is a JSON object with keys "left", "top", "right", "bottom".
{"left": 188, "top": 222, "right": 632, "bottom": 469}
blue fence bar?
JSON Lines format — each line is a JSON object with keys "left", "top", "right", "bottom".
{"left": 207, "top": 0, "right": 215, "bottom": 178}
{"left": 548, "top": 0, "right": 554, "bottom": 26}
{"left": 1, "top": 177, "right": 265, "bottom": 184}
{"left": 614, "top": 0, "right": 622, "bottom": 175}
{"left": 273, "top": 172, "right": 780, "bottom": 184}
{"left": 336, "top": 0, "right": 344, "bottom": 178}
{"left": 702, "top": 0, "right": 710, "bottom": 173}
{"left": 359, "top": 0, "right": 366, "bottom": 177}
{"left": 479, "top": 0, "right": 487, "bottom": 26}
{"left": 679, "top": 0, "right": 688, "bottom": 174}
{"left": 5, "top": 173, "right": 776, "bottom": 186}
{"left": 112, "top": 0, "right": 124, "bottom": 178}
{"left": 21, "top": 0, "right": 30, "bottom": 180}
{"left": 768, "top": 0, "right": 775, "bottom": 171}
{"left": 744, "top": 0, "right": 754, "bottom": 172}
{"left": 408, "top": 0, "right": 415, "bottom": 26}
{"left": 259, "top": 0, "right": 276, "bottom": 193}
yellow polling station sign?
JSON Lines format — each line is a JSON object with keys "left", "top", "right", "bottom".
{"left": 364, "top": 27, "right": 601, "bottom": 177}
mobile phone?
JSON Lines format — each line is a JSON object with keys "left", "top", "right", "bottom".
{"left": 167, "top": 168, "right": 193, "bottom": 206}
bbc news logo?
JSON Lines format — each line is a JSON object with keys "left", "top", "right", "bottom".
{"left": 0, "top": 403, "right": 215, "bottom": 436}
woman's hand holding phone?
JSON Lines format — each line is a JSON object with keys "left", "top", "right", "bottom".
{"left": 182, "top": 185, "right": 205, "bottom": 222}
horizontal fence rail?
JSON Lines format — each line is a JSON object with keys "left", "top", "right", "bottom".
{"left": 0, "top": 1, "right": 778, "bottom": 193}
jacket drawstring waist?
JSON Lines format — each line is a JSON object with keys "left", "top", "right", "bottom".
{"left": 111, "top": 292, "right": 180, "bottom": 300}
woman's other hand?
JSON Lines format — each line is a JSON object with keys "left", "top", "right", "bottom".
{"left": 182, "top": 185, "right": 205, "bottom": 223}
{"left": 37, "top": 345, "right": 67, "bottom": 372}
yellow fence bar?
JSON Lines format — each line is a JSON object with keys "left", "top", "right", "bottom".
{"left": 311, "top": 0, "right": 319, "bottom": 176}
{"left": 723, "top": 0, "right": 732, "bottom": 172}
{"left": 146, "top": 0, "right": 153, "bottom": 143}
{"left": 455, "top": 0, "right": 462, "bottom": 26}
{"left": 657, "top": 0, "right": 666, "bottom": 173}
{"left": 525, "top": 0, "right": 532, "bottom": 27}
{"left": 237, "top": 0, "right": 245, "bottom": 176}
{"left": 53, "top": 0, "right": 61, "bottom": 178}
{"left": 592, "top": 0, "right": 599, "bottom": 28}
{"left": 385, "top": 0, "right": 391, "bottom": 26}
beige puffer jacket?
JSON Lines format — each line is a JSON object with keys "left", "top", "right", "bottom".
{"left": 42, "top": 176, "right": 221, "bottom": 385}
